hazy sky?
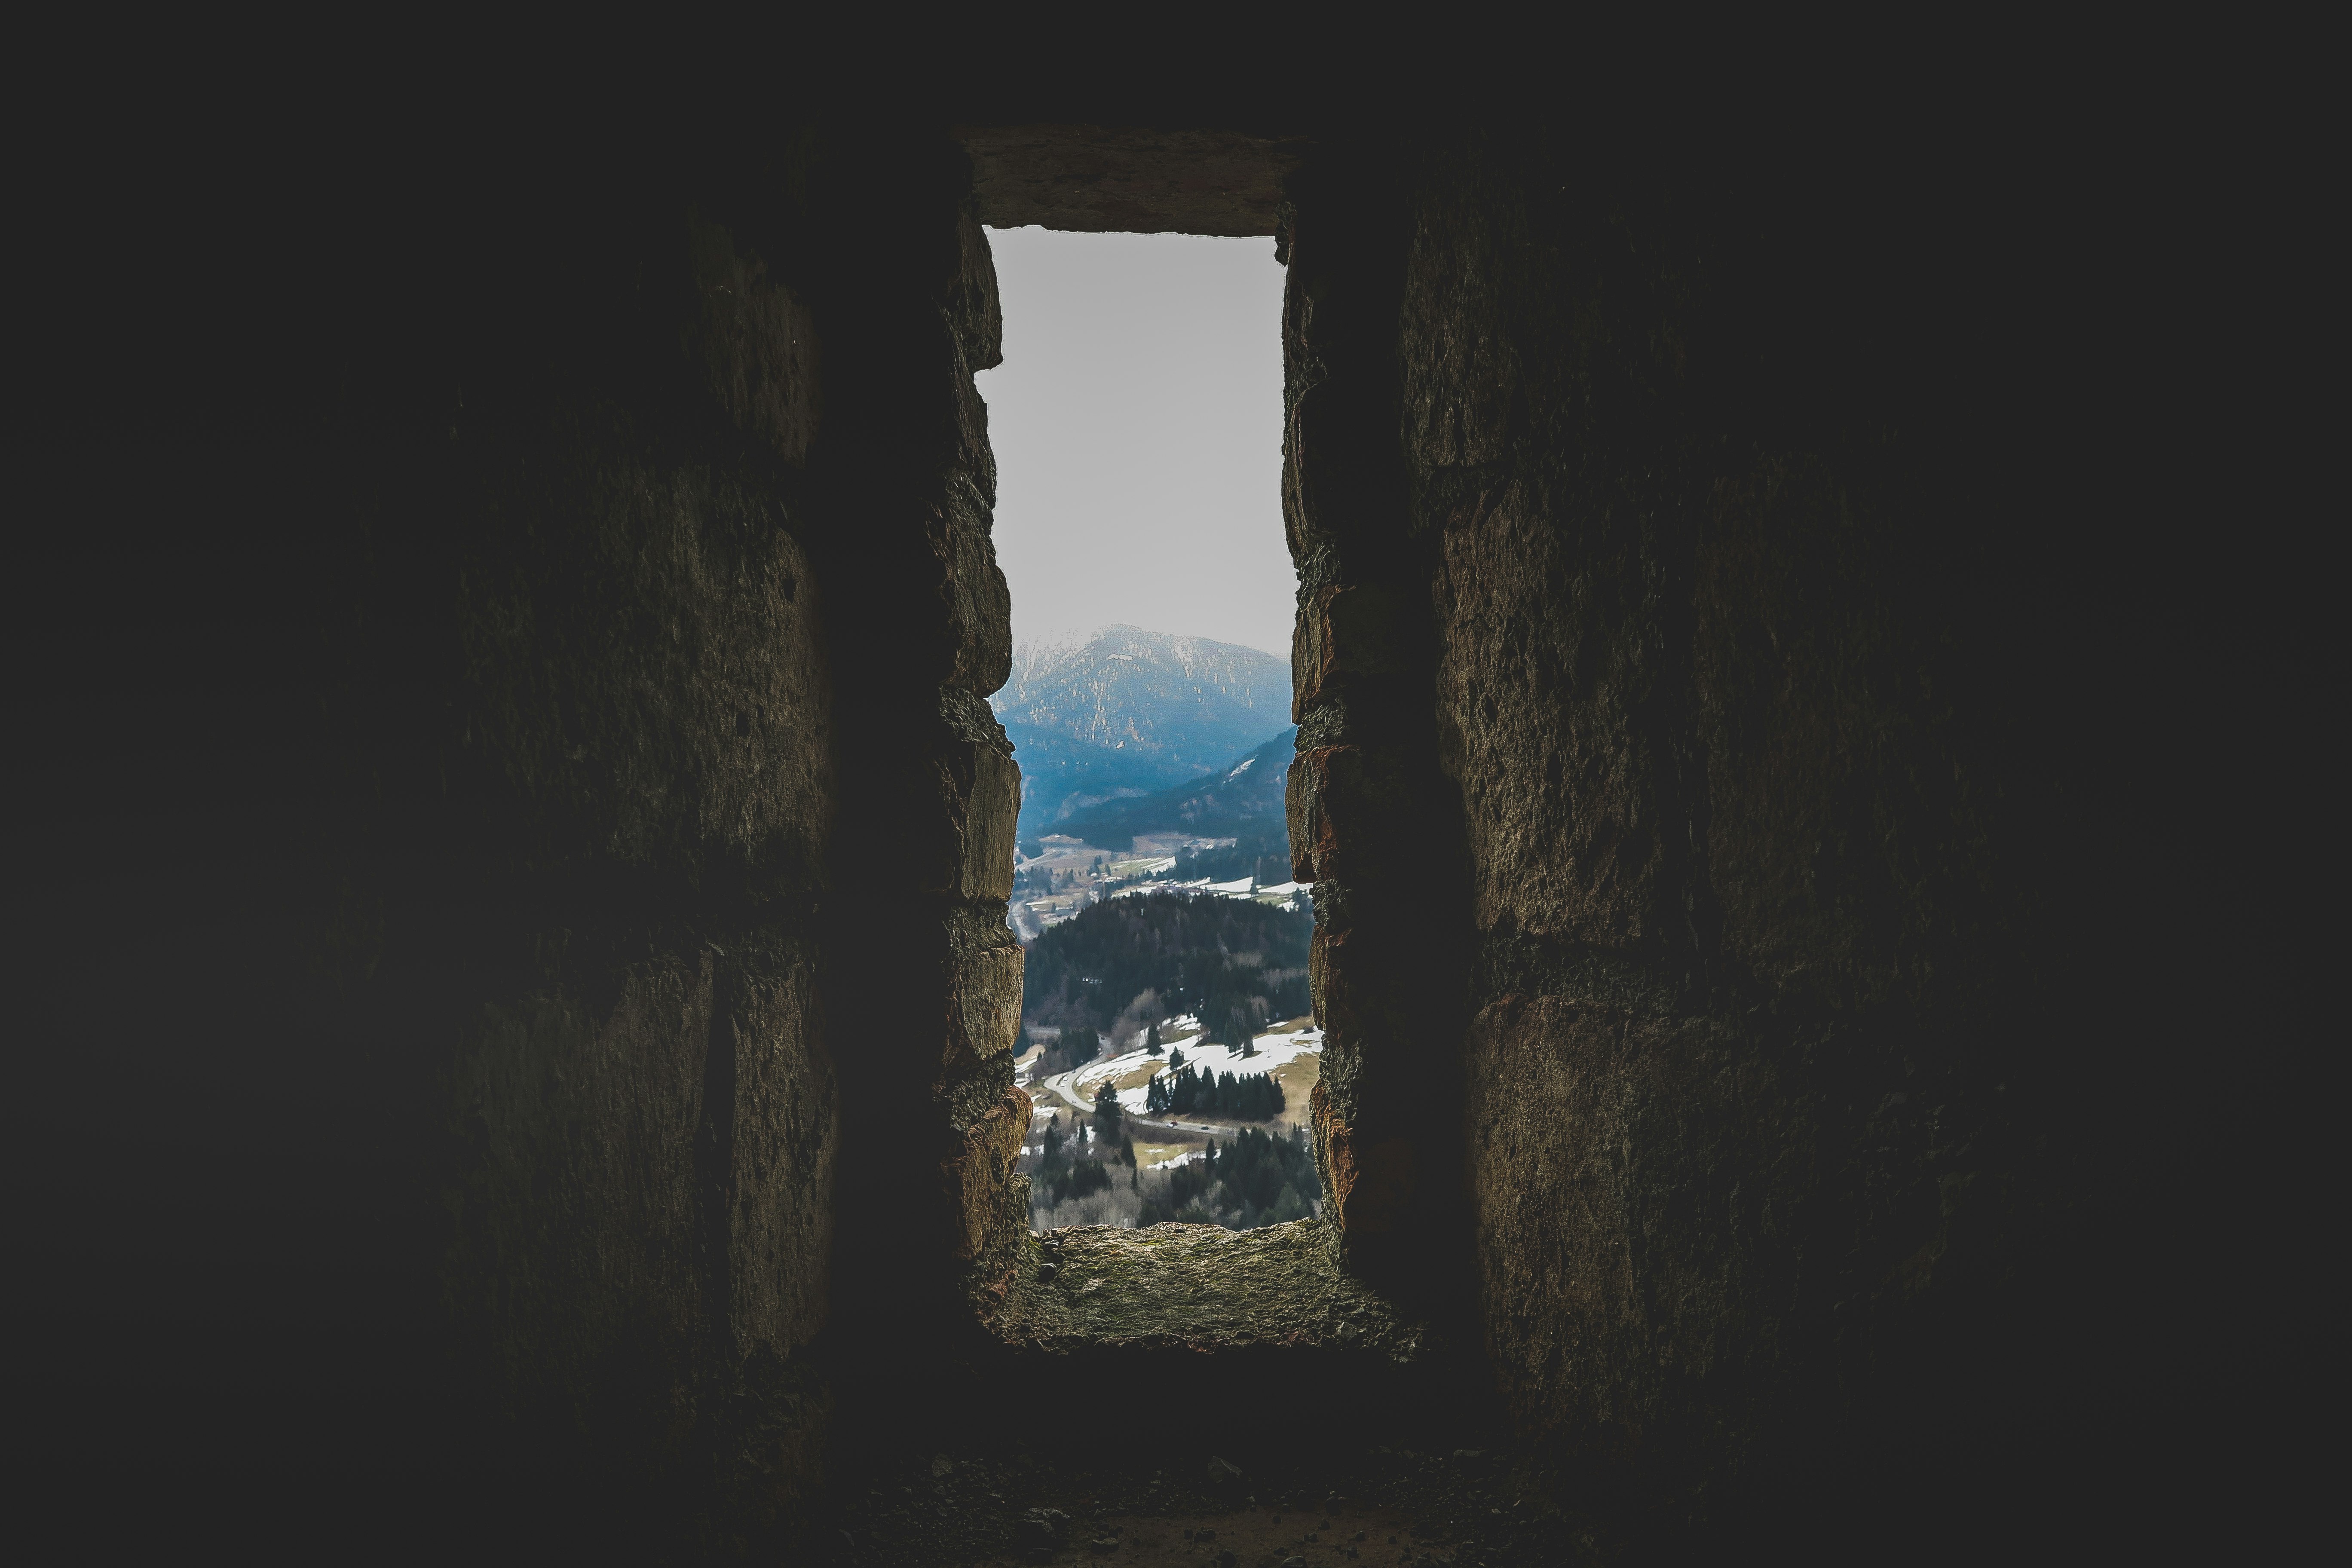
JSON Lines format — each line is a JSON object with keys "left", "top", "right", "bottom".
{"left": 977, "top": 228, "right": 1293, "bottom": 657}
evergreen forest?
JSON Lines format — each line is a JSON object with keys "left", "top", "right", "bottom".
{"left": 1137, "top": 1126, "right": 1321, "bottom": 1229}
{"left": 1023, "top": 1115, "right": 1323, "bottom": 1232}
{"left": 1021, "top": 892, "right": 1310, "bottom": 1046}
{"left": 1164, "top": 835, "right": 1291, "bottom": 888}
{"left": 1144, "top": 1064, "right": 1285, "bottom": 1120}
{"left": 1030, "top": 1116, "right": 1130, "bottom": 1209}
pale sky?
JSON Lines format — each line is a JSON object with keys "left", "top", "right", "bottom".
{"left": 977, "top": 228, "right": 1294, "bottom": 657}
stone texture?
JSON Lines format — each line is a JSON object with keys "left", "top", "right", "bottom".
{"left": 1245, "top": 122, "right": 2312, "bottom": 1549}
{"left": 946, "top": 206, "right": 1005, "bottom": 373}
{"left": 991, "top": 1220, "right": 1425, "bottom": 1360}
{"left": 1311, "top": 1078, "right": 1420, "bottom": 1244}
{"left": 946, "top": 1087, "right": 1032, "bottom": 1263}
{"left": 946, "top": 923, "right": 1026, "bottom": 1070}
{"left": 935, "top": 689, "right": 1022, "bottom": 903}
{"left": 12, "top": 99, "right": 2297, "bottom": 1562}
{"left": 1463, "top": 994, "right": 1752, "bottom": 1442}
{"left": 1277, "top": 153, "right": 1474, "bottom": 1291}
{"left": 456, "top": 440, "right": 833, "bottom": 888}
{"left": 1388, "top": 141, "right": 2012, "bottom": 1501}
{"left": 934, "top": 489, "right": 1014, "bottom": 695}
{"left": 959, "top": 125, "right": 1304, "bottom": 237}
{"left": 688, "top": 211, "right": 821, "bottom": 464}
{"left": 1370, "top": 128, "right": 2295, "bottom": 1542}
{"left": 4, "top": 119, "right": 1015, "bottom": 1555}
{"left": 805, "top": 138, "right": 1034, "bottom": 1438}
{"left": 1292, "top": 580, "right": 1410, "bottom": 716}
{"left": 424, "top": 198, "right": 849, "bottom": 1540}
{"left": 443, "top": 938, "right": 835, "bottom": 1420}
{"left": 1432, "top": 483, "right": 1668, "bottom": 948}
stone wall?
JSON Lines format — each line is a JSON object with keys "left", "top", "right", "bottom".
{"left": 1280, "top": 154, "right": 1478, "bottom": 1305}
{"left": 5, "top": 101, "right": 2301, "bottom": 1556}
{"left": 1282, "top": 122, "right": 2296, "bottom": 1537}
{"left": 3, "top": 119, "right": 1027, "bottom": 1554}
{"left": 800, "top": 146, "right": 1035, "bottom": 1419}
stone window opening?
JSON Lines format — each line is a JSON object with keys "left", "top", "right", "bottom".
{"left": 951, "top": 126, "right": 1473, "bottom": 1368}
{"left": 977, "top": 221, "right": 1319, "bottom": 1239}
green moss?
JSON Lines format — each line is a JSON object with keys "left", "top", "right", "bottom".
{"left": 989, "top": 1220, "right": 1425, "bottom": 1362}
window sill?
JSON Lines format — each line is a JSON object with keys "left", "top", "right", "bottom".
{"left": 988, "top": 1219, "right": 1425, "bottom": 1361}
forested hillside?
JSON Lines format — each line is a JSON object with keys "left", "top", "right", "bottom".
{"left": 1140, "top": 1127, "right": 1320, "bottom": 1228}
{"left": 1052, "top": 727, "right": 1295, "bottom": 860}
{"left": 1022, "top": 893, "right": 1310, "bottom": 1049}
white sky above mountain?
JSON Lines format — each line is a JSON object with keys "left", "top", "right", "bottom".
{"left": 978, "top": 228, "right": 1295, "bottom": 657}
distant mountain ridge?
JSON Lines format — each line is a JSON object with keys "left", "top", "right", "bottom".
{"left": 994, "top": 625, "right": 1292, "bottom": 838}
{"left": 1054, "top": 727, "right": 1296, "bottom": 852}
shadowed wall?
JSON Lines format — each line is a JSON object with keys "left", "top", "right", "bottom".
{"left": 1279, "top": 120, "right": 2305, "bottom": 1546}
{"left": 3, "top": 117, "right": 1028, "bottom": 1556}
{"left": 2, "top": 96, "right": 2306, "bottom": 1561}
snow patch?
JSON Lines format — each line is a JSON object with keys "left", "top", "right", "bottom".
{"left": 1027, "top": 1015, "right": 1326, "bottom": 1117}
{"left": 1111, "top": 876, "right": 1314, "bottom": 905}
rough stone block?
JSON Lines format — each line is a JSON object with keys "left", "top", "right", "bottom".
{"left": 1400, "top": 172, "right": 1526, "bottom": 470}
{"left": 909, "top": 691, "right": 1020, "bottom": 902}
{"left": 1432, "top": 484, "right": 1664, "bottom": 947}
{"left": 946, "top": 1087, "right": 1032, "bottom": 1263}
{"left": 928, "top": 494, "right": 1014, "bottom": 697}
{"left": 687, "top": 212, "right": 820, "bottom": 465}
{"left": 459, "top": 452, "right": 835, "bottom": 898}
{"left": 442, "top": 937, "right": 838, "bottom": 1429}
{"left": 1312, "top": 1080, "right": 1418, "bottom": 1240}
{"left": 947, "top": 205, "right": 1003, "bottom": 372}
{"left": 723, "top": 948, "right": 837, "bottom": 1360}
{"left": 958, "top": 742, "right": 1020, "bottom": 902}
{"left": 1292, "top": 580, "right": 1409, "bottom": 717}
{"left": 1287, "top": 744, "right": 1417, "bottom": 886}
{"left": 1281, "top": 382, "right": 1377, "bottom": 561}
{"left": 1463, "top": 989, "right": 1856, "bottom": 1444}
{"left": 959, "top": 125, "right": 1299, "bottom": 238}
{"left": 947, "top": 936, "right": 1024, "bottom": 1069}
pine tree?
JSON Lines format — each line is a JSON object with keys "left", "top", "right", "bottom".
{"left": 1145, "top": 1021, "right": 1162, "bottom": 1056}
{"left": 1093, "top": 1078, "right": 1123, "bottom": 1143}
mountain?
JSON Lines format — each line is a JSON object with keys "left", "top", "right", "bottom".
{"left": 993, "top": 625, "right": 1292, "bottom": 838}
{"left": 1052, "top": 727, "right": 1295, "bottom": 853}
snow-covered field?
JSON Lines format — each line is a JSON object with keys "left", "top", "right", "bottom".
{"left": 1024, "top": 1015, "right": 1323, "bottom": 1118}
{"left": 1109, "top": 876, "right": 1312, "bottom": 913}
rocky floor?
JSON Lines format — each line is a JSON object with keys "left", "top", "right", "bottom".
{"left": 814, "top": 1441, "right": 1609, "bottom": 1567}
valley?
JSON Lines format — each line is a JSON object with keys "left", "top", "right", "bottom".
{"left": 989, "top": 622, "right": 1324, "bottom": 1233}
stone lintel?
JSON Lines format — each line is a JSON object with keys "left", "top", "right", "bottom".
{"left": 956, "top": 124, "right": 1305, "bottom": 237}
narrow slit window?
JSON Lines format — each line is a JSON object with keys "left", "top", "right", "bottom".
{"left": 977, "top": 227, "right": 1317, "bottom": 1234}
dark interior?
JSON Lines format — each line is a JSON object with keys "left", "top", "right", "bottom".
{"left": 3, "top": 84, "right": 2314, "bottom": 1563}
